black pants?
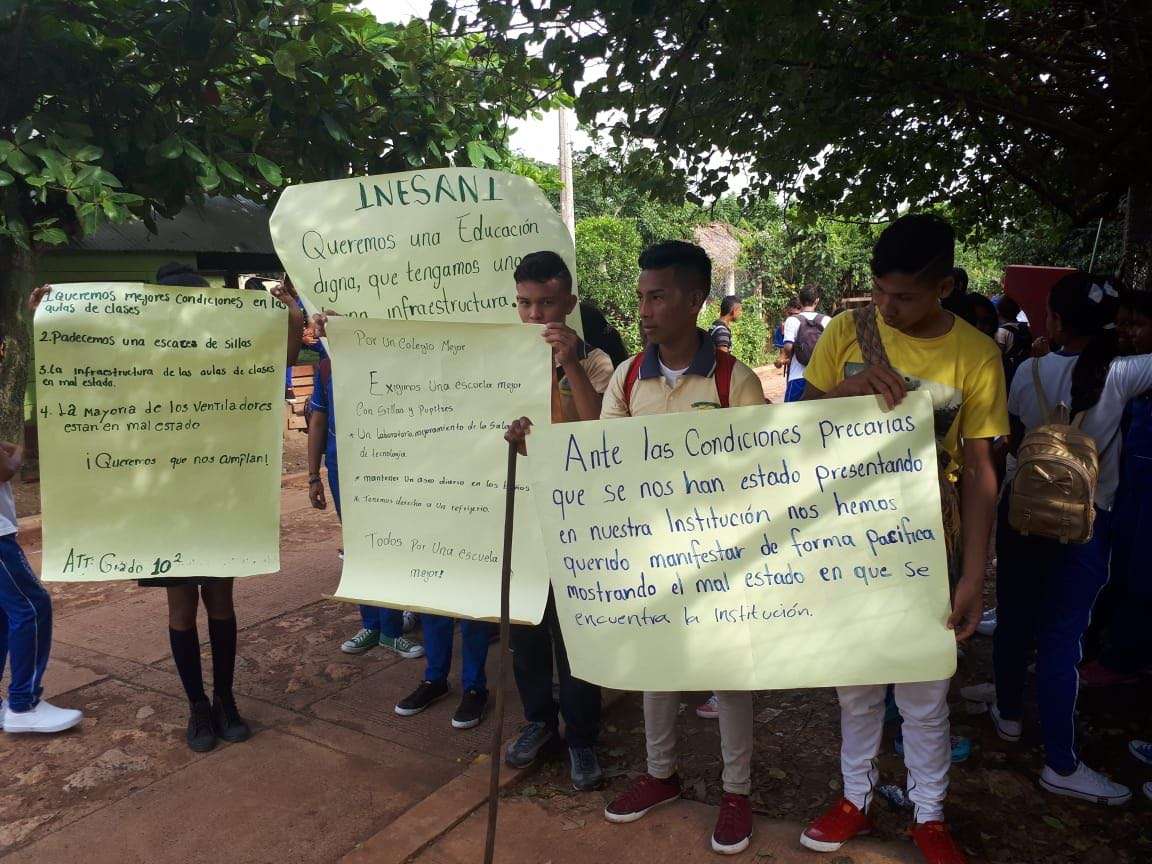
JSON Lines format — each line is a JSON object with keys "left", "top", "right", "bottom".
{"left": 511, "top": 588, "right": 600, "bottom": 748}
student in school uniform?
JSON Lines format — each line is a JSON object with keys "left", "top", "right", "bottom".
{"left": 30, "top": 266, "right": 305, "bottom": 752}
{"left": 991, "top": 273, "right": 1152, "bottom": 807}
{"left": 798, "top": 215, "right": 1005, "bottom": 864}
{"left": 594, "top": 241, "right": 767, "bottom": 856}
{"left": 0, "top": 320, "right": 83, "bottom": 735}
{"left": 779, "top": 285, "right": 831, "bottom": 402}
{"left": 503, "top": 252, "right": 615, "bottom": 790}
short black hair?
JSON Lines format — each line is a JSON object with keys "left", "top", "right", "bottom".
{"left": 156, "top": 262, "right": 209, "bottom": 288}
{"left": 244, "top": 276, "right": 267, "bottom": 291}
{"left": 638, "top": 240, "right": 711, "bottom": 292}
{"left": 720, "top": 295, "right": 741, "bottom": 316}
{"left": 997, "top": 295, "right": 1021, "bottom": 321}
{"left": 797, "top": 285, "right": 819, "bottom": 307}
{"left": 870, "top": 214, "right": 955, "bottom": 283}
{"left": 513, "top": 251, "right": 572, "bottom": 292}
{"left": 952, "top": 266, "right": 969, "bottom": 295}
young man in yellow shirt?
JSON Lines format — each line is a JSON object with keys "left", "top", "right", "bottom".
{"left": 503, "top": 251, "right": 615, "bottom": 790}
{"left": 798, "top": 215, "right": 1006, "bottom": 864}
{"left": 598, "top": 241, "right": 765, "bottom": 855}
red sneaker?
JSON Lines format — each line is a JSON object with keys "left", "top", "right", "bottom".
{"left": 711, "top": 792, "right": 752, "bottom": 855}
{"left": 800, "top": 798, "right": 873, "bottom": 852}
{"left": 1079, "top": 660, "right": 1138, "bottom": 688}
{"left": 603, "top": 774, "right": 682, "bottom": 823}
{"left": 912, "top": 821, "right": 968, "bottom": 864}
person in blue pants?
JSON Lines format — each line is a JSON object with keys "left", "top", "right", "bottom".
{"left": 992, "top": 272, "right": 1152, "bottom": 806}
{"left": 0, "top": 328, "right": 83, "bottom": 735}
{"left": 396, "top": 615, "right": 494, "bottom": 729}
{"left": 306, "top": 356, "right": 424, "bottom": 662}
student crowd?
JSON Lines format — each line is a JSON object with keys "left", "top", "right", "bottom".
{"left": 2, "top": 214, "right": 1150, "bottom": 864}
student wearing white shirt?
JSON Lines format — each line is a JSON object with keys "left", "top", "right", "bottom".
{"left": 992, "top": 272, "right": 1152, "bottom": 807}
{"left": 779, "top": 286, "right": 830, "bottom": 402}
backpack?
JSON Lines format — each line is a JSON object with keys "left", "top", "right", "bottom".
{"left": 1008, "top": 360, "right": 1099, "bottom": 544}
{"left": 622, "top": 349, "right": 735, "bottom": 414}
{"left": 853, "top": 305, "right": 963, "bottom": 580}
{"left": 791, "top": 313, "right": 828, "bottom": 366}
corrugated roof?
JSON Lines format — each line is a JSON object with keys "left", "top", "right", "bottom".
{"left": 71, "top": 196, "right": 274, "bottom": 254}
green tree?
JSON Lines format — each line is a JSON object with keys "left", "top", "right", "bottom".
{"left": 0, "top": 0, "right": 559, "bottom": 439}
{"left": 575, "top": 214, "right": 644, "bottom": 352}
{"left": 448, "top": 1, "right": 1152, "bottom": 287}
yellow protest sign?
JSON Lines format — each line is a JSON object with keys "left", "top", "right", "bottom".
{"left": 326, "top": 318, "right": 552, "bottom": 623}
{"left": 527, "top": 392, "right": 956, "bottom": 691}
{"left": 34, "top": 283, "right": 286, "bottom": 582}
{"left": 270, "top": 169, "right": 576, "bottom": 323}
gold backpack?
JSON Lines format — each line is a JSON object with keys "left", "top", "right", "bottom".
{"left": 1008, "top": 360, "right": 1099, "bottom": 543}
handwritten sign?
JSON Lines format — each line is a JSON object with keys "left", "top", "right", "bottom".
{"left": 328, "top": 318, "right": 552, "bottom": 623}
{"left": 34, "top": 283, "right": 285, "bottom": 582}
{"left": 270, "top": 169, "right": 576, "bottom": 324}
{"left": 527, "top": 392, "right": 955, "bottom": 690}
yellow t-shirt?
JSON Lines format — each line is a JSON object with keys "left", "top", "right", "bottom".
{"left": 804, "top": 308, "right": 1008, "bottom": 469}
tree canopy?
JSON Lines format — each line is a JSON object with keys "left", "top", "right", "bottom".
{"left": 447, "top": 1, "right": 1150, "bottom": 250}
{"left": 1, "top": 0, "right": 560, "bottom": 250}
{"left": 0, "top": 0, "right": 562, "bottom": 438}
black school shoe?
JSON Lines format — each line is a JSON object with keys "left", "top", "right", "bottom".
{"left": 186, "top": 699, "right": 217, "bottom": 752}
{"left": 451, "top": 689, "right": 488, "bottom": 729}
{"left": 395, "top": 679, "right": 450, "bottom": 716}
{"left": 211, "top": 694, "right": 252, "bottom": 743}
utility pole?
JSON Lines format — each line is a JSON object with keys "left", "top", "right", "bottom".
{"left": 558, "top": 109, "right": 575, "bottom": 239}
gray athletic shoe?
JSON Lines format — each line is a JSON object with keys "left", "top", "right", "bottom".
{"left": 569, "top": 745, "right": 604, "bottom": 791}
{"left": 505, "top": 721, "right": 555, "bottom": 768}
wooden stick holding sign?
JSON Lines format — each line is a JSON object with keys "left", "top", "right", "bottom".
{"left": 483, "top": 441, "right": 518, "bottom": 864}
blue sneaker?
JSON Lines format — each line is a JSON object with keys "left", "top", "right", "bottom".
{"left": 1129, "top": 739, "right": 1152, "bottom": 767}
{"left": 894, "top": 735, "right": 971, "bottom": 763}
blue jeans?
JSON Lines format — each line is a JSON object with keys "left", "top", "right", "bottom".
{"left": 360, "top": 605, "right": 404, "bottom": 639}
{"left": 1101, "top": 395, "right": 1152, "bottom": 672}
{"left": 0, "top": 535, "right": 53, "bottom": 712}
{"left": 423, "top": 614, "right": 493, "bottom": 695}
{"left": 994, "top": 495, "right": 1113, "bottom": 773}
{"left": 327, "top": 462, "right": 403, "bottom": 640}
{"left": 784, "top": 378, "right": 806, "bottom": 402}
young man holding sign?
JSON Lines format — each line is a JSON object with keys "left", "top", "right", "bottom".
{"left": 504, "top": 252, "right": 615, "bottom": 790}
{"left": 798, "top": 215, "right": 1006, "bottom": 864}
{"left": 599, "top": 241, "right": 766, "bottom": 855}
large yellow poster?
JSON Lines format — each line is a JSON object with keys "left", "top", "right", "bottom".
{"left": 34, "top": 283, "right": 286, "bottom": 582}
{"left": 527, "top": 392, "right": 956, "bottom": 690}
{"left": 270, "top": 169, "right": 576, "bottom": 323}
{"left": 327, "top": 318, "right": 552, "bottom": 623}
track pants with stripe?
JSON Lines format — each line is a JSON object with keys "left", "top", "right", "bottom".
{"left": 0, "top": 534, "right": 53, "bottom": 712}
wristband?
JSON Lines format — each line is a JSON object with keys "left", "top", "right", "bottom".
{"left": 308, "top": 474, "right": 322, "bottom": 483}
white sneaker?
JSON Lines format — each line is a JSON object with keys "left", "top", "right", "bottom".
{"left": 976, "top": 607, "right": 997, "bottom": 636}
{"left": 1040, "top": 762, "right": 1131, "bottom": 806}
{"left": 990, "top": 704, "right": 1022, "bottom": 742}
{"left": 960, "top": 681, "right": 996, "bottom": 703}
{"left": 3, "top": 700, "right": 83, "bottom": 734}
